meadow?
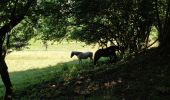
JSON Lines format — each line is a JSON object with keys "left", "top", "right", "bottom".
{"left": 0, "top": 35, "right": 159, "bottom": 99}
{"left": 0, "top": 40, "right": 97, "bottom": 98}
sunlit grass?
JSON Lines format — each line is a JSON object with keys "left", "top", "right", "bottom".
{"left": 6, "top": 51, "right": 72, "bottom": 72}
{"left": 6, "top": 41, "right": 97, "bottom": 72}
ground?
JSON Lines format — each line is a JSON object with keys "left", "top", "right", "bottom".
{"left": 1, "top": 41, "right": 170, "bottom": 100}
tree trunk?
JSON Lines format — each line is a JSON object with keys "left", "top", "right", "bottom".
{"left": 158, "top": 0, "right": 170, "bottom": 52}
{"left": 0, "top": 1, "right": 33, "bottom": 99}
{"left": 0, "top": 42, "right": 12, "bottom": 100}
{"left": 0, "top": 59, "right": 12, "bottom": 100}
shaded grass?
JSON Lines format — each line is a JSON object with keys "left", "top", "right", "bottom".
{"left": 5, "top": 47, "right": 170, "bottom": 100}
{"left": 0, "top": 60, "right": 94, "bottom": 99}
{"left": 0, "top": 56, "right": 112, "bottom": 99}
{"left": 6, "top": 60, "right": 117, "bottom": 100}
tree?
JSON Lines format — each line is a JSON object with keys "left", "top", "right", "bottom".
{"left": 0, "top": 0, "right": 36, "bottom": 99}
{"left": 155, "top": 0, "right": 170, "bottom": 52}
{"left": 0, "top": 0, "right": 72, "bottom": 99}
{"left": 69, "top": 0, "right": 156, "bottom": 54}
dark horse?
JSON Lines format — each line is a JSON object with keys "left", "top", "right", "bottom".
{"left": 94, "top": 46, "right": 124, "bottom": 65}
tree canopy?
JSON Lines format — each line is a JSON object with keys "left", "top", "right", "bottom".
{"left": 1, "top": 0, "right": 169, "bottom": 53}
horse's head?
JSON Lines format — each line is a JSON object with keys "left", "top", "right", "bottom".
{"left": 70, "top": 51, "right": 74, "bottom": 58}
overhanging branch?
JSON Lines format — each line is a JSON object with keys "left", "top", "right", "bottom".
{"left": 0, "top": 0, "right": 35, "bottom": 38}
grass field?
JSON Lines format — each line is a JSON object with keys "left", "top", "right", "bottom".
{"left": 0, "top": 41, "right": 97, "bottom": 98}
{"left": 6, "top": 41, "right": 97, "bottom": 72}
{"left": 0, "top": 37, "right": 159, "bottom": 99}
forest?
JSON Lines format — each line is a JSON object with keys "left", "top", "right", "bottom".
{"left": 0, "top": 0, "right": 170, "bottom": 99}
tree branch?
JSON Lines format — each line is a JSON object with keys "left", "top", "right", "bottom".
{"left": 0, "top": 0, "right": 34, "bottom": 38}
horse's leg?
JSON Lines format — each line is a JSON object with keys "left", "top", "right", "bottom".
{"left": 79, "top": 58, "right": 82, "bottom": 64}
{"left": 111, "top": 52, "right": 118, "bottom": 63}
{"left": 94, "top": 54, "right": 100, "bottom": 65}
{"left": 110, "top": 56, "right": 115, "bottom": 63}
{"left": 113, "top": 52, "right": 118, "bottom": 62}
{"left": 80, "top": 59, "right": 82, "bottom": 64}
{"left": 90, "top": 56, "right": 93, "bottom": 62}
{"left": 79, "top": 59, "right": 81, "bottom": 64}
{"left": 109, "top": 56, "right": 112, "bottom": 63}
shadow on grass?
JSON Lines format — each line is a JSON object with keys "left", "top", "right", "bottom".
{"left": 4, "top": 48, "right": 170, "bottom": 100}
{"left": 0, "top": 48, "right": 168, "bottom": 100}
{"left": 0, "top": 55, "right": 138, "bottom": 100}
{"left": 0, "top": 59, "right": 103, "bottom": 99}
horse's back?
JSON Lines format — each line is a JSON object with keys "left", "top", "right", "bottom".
{"left": 78, "top": 51, "right": 93, "bottom": 59}
{"left": 87, "top": 52, "right": 93, "bottom": 56}
{"left": 93, "top": 46, "right": 122, "bottom": 65}
{"left": 95, "top": 49, "right": 112, "bottom": 57}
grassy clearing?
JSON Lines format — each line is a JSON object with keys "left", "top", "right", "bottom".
{"left": 5, "top": 40, "right": 98, "bottom": 72}
{"left": 0, "top": 41, "right": 97, "bottom": 98}
{"left": 0, "top": 39, "right": 163, "bottom": 99}
{"left": 6, "top": 41, "right": 97, "bottom": 72}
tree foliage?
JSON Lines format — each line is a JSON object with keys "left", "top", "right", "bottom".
{"left": 68, "top": 0, "right": 158, "bottom": 54}
{"left": 1, "top": 0, "right": 169, "bottom": 52}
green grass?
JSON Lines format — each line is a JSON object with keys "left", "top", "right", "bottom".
{"left": 5, "top": 61, "right": 116, "bottom": 100}
{"left": 0, "top": 41, "right": 97, "bottom": 99}
{"left": 0, "top": 39, "right": 163, "bottom": 99}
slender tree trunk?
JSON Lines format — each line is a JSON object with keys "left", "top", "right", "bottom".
{"left": 0, "top": 39, "right": 12, "bottom": 100}
{"left": 0, "top": 1, "right": 33, "bottom": 99}
{"left": 0, "top": 58, "right": 12, "bottom": 100}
